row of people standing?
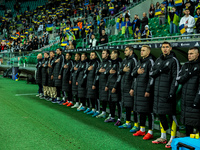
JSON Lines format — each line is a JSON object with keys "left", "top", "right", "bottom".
{"left": 36, "top": 42, "right": 200, "bottom": 149}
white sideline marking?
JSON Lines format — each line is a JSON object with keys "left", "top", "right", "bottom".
{"left": 15, "top": 93, "right": 37, "bottom": 96}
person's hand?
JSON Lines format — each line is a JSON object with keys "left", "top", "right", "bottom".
{"left": 144, "top": 92, "right": 150, "bottom": 97}
{"left": 184, "top": 25, "right": 188, "bottom": 29}
{"left": 99, "top": 67, "right": 106, "bottom": 73}
{"left": 135, "top": 35, "right": 137, "bottom": 38}
{"left": 105, "top": 87, "right": 108, "bottom": 91}
{"left": 110, "top": 68, "right": 116, "bottom": 74}
{"left": 76, "top": 82, "right": 78, "bottom": 85}
{"left": 111, "top": 88, "right": 116, "bottom": 93}
{"left": 48, "top": 63, "right": 52, "bottom": 68}
{"left": 123, "top": 65, "right": 130, "bottom": 72}
{"left": 42, "top": 64, "right": 45, "bottom": 67}
{"left": 55, "top": 58, "right": 60, "bottom": 63}
{"left": 92, "top": 85, "right": 96, "bottom": 90}
{"left": 58, "top": 75, "right": 61, "bottom": 79}
{"left": 51, "top": 75, "right": 53, "bottom": 80}
{"left": 129, "top": 89, "right": 134, "bottom": 96}
{"left": 74, "top": 67, "right": 78, "bottom": 70}
{"left": 69, "top": 80, "right": 71, "bottom": 84}
{"left": 64, "top": 65, "right": 68, "bottom": 68}
{"left": 137, "top": 67, "right": 145, "bottom": 74}
{"left": 101, "top": 38, "right": 105, "bottom": 41}
{"left": 88, "top": 65, "right": 93, "bottom": 71}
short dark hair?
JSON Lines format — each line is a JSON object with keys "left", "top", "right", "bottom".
{"left": 90, "top": 51, "right": 97, "bottom": 56}
{"left": 102, "top": 50, "right": 110, "bottom": 55}
{"left": 81, "top": 53, "right": 87, "bottom": 57}
{"left": 126, "top": 46, "right": 134, "bottom": 51}
{"left": 162, "top": 41, "right": 171, "bottom": 47}
{"left": 57, "top": 48, "right": 63, "bottom": 51}
{"left": 112, "top": 50, "right": 120, "bottom": 56}
{"left": 66, "top": 52, "right": 72, "bottom": 56}
{"left": 185, "top": 8, "right": 190, "bottom": 11}
{"left": 50, "top": 51, "right": 55, "bottom": 54}
{"left": 189, "top": 47, "right": 200, "bottom": 53}
{"left": 75, "top": 53, "right": 81, "bottom": 57}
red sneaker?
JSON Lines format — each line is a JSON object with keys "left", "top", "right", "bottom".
{"left": 152, "top": 138, "right": 167, "bottom": 144}
{"left": 143, "top": 133, "right": 153, "bottom": 140}
{"left": 133, "top": 130, "right": 145, "bottom": 136}
{"left": 63, "top": 101, "right": 69, "bottom": 105}
{"left": 67, "top": 102, "right": 73, "bottom": 107}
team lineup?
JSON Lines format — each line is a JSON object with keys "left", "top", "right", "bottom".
{"left": 35, "top": 42, "right": 200, "bottom": 149}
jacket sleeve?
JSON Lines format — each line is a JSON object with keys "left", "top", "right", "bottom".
{"left": 145, "top": 59, "right": 154, "bottom": 93}
{"left": 69, "top": 60, "right": 74, "bottom": 81}
{"left": 150, "top": 59, "right": 161, "bottom": 78}
{"left": 105, "top": 62, "right": 112, "bottom": 87}
{"left": 59, "top": 55, "right": 65, "bottom": 76}
{"left": 113, "top": 62, "right": 122, "bottom": 89}
{"left": 194, "top": 74, "right": 200, "bottom": 105}
{"left": 176, "top": 64, "right": 190, "bottom": 84}
{"left": 169, "top": 58, "right": 180, "bottom": 96}
{"left": 93, "top": 61, "right": 100, "bottom": 86}
{"left": 131, "top": 65, "right": 139, "bottom": 77}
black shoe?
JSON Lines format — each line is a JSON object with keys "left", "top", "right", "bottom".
{"left": 40, "top": 95, "right": 45, "bottom": 99}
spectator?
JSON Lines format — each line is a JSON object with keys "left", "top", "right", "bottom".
{"left": 134, "top": 27, "right": 141, "bottom": 41}
{"left": 66, "top": 40, "right": 74, "bottom": 50}
{"left": 2, "top": 27, "right": 7, "bottom": 39}
{"left": 140, "top": 12, "right": 148, "bottom": 33}
{"left": 155, "top": 2, "right": 160, "bottom": 10}
{"left": 124, "top": 17, "right": 131, "bottom": 38}
{"left": 185, "top": 2, "right": 194, "bottom": 17}
{"left": 149, "top": 3, "right": 155, "bottom": 18}
{"left": 124, "top": 10, "right": 131, "bottom": 18}
{"left": 88, "top": 28, "right": 94, "bottom": 40}
{"left": 132, "top": 14, "right": 141, "bottom": 33}
{"left": 142, "top": 25, "right": 152, "bottom": 39}
{"left": 89, "top": 34, "right": 98, "bottom": 47}
{"left": 99, "top": 19, "right": 105, "bottom": 36}
{"left": 99, "top": 29, "right": 108, "bottom": 45}
{"left": 168, "top": 7, "right": 179, "bottom": 34}
{"left": 71, "top": 36, "right": 76, "bottom": 48}
{"left": 179, "top": 8, "right": 195, "bottom": 38}
{"left": 159, "top": 3, "right": 166, "bottom": 25}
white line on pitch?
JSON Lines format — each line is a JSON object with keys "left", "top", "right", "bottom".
{"left": 15, "top": 93, "right": 37, "bottom": 96}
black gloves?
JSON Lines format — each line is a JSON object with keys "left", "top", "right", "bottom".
{"left": 167, "top": 95, "right": 174, "bottom": 103}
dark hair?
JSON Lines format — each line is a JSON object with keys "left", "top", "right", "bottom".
{"left": 66, "top": 52, "right": 72, "bottom": 56}
{"left": 189, "top": 47, "right": 200, "bottom": 53}
{"left": 126, "top": 46, "right": 134, "bottom": 51}
{"left": 185, "top": 8, "right": 190, "bottom": 11}
{"left": 112, "top": 50, "right": 120, "bottom": 56}
{"left": 81, "top": 53, "right": 87, "bottom": 57}
{"left": 57, "top": 48, "right": 63, "bottom": 51}
{"left": 162, "top": 41, "right": 171, "bottom": 47}
{"left": 75, "top": 53, "right": 81, "bottom": 57}
{"left": 90, "top": 51, "right": 97, "bottom": 56}
{"left": 50, "top": 51, "right": 55, "bottom": 54}
{"left": 102, "top": 50, "right": 110, "bottom": 55}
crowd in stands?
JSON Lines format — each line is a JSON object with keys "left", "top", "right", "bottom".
{"left": 116, "top": 0, "right": 200, "bottom": 39}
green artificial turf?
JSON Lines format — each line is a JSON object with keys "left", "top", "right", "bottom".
{"left": 0, "top": 77, "right": 168, "bottom": 150}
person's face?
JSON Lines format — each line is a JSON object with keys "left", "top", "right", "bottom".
{"left": 50, "top": 52, "right": 55, "bottom": 58}
{"left": 136, "top": 27, "right": 139, "bottom": 31}
{"left": 134, "top": 15, "right": 137, "bottom": 19}
{"left": 172, "top": 7, "right": 176, "bottom": 12}
{"left": 75, "top": 54, "right": 80, "bottom": 61}
{"left": 143, "top": 13, "right": 146, "bottom": 17}
{"left": 141, "top": 47, "right": 150, "bottom": 58}
{"left": 44, "top": 53, "right": 48, "bottom": 58}
{"left": 188, "top": 49, "right": 199, "bottom": 61}
{"left": 126, "top": 18, "right": 129, "bottom": 22}
{"left": 69, "top": 41, "right": 72, "bottom": 45}
{"left": 110, "top": 51, "right": 117, "bottom": 60}
{"left": 145, "top": 27, "right": 148, "bottom": 30}
{"left": 81, "top": 54, "right": 87, "bottom": 61}
{"left": 90, "top": 52, "right": 96, "bottom": 60}
{"left": 185, "top": 10, "right": 190, "bottom": 16}
{"left": 102, "top": 30, "right": 105, "bottom": 35}
{"left": 66, "top": 53, "right": 71, "bottom": 60}
{"left": 37, "top": 54, "right": 42, "bottom": 59}
{"left": 91, "top": 35, "right": 95, "bottom": 39}
{"left": 161, "top": 44, "right": 172, "bottom": 55}
{"left": 65, "top": 37, "right": 68, "bottom": 41}
{"left": 56, "top": 49, "right": 61, "bottom": 55}
{"left": 102, "top": 51, "right": 109, "bottom": 59}
{"left": 124, "top": 48, "right": 131, "bottom": 57}
{"left": 197, "top": 9, "right": 200, "bottom": 14}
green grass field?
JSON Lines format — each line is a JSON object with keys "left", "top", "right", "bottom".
{"left": 0, "top": 77, "right": 168, "bottom": 150}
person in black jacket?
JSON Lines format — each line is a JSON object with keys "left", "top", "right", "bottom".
{"left": 150, "top": 42, "right": 180, "bottom": 148}
{"left": 70, "top": 53, "right": 81, "bottom": 108}
{"left": 177, "top": 47, "right": 200, "bottom": 136}
{"left": 140, "top": 12, "right": 148, "bottom": 33}
{"left": 95, "top": 50, "right": 111, "bottom": 118}
{"left": 51, "top": 48, "right": 65, "bottom": 103}
{"left": 77, "top": 53, "right": 89, "bottom": 112}
{"left": 36, "top": 53, "right": 43, "bottom": 97}
{"left": 40, "top": 52, "right": 49, "bottom": 99}
{"left": 104, "top": 50, "right": 122, "bottom": 126}
{"left": 117, "top": 46, "right": 138, "bottom": 130}
{"left": 59, "top": 52, "right": 74, "bottom": 105}
{"left": 46, "top": 51, "right": 56, "bottom": 101}
{"left": 131, "top": 45, "right": 154, "bottom": 140}
{"left": 99, "top": 29, "right": 108, "bottom": 45}
{"left": 83, "top": 52, "right": 100, "bottom": 117}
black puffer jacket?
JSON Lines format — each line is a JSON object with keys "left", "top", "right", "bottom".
{"left": 94, "top": 58, "right": 111, "bottom": 101}
{"left": 61, "top": 59, "right": 74, "bottom": 92}
{"left": 77, "top": 59, "right": 89, "bottom": 98}
{"left": 177, "top": 59, "right": 200, "bottom": 127}
{"left": 48, "top": 57, "right": 55, "bottom": 87}
{"left": 85, "top": 58, "right": 100, "bottom": 99}
{"left": 119, "top": 53, "right": 137, "bottom": 107}
{"left": 132, "top": 55, "right": 154, "bottom": 113}
{"left": 36, "top": 59, "right": 43, "bottom": 84}
{"left": 41, "top": 57, "right": 49, "bottom": 86}
{"left": 71, "top": 60, "right": 81, "bottom": 96}
{"left": 52, "top": 54, "right": 65, "bottom": 87}
{"left": 106, "top": 58, "right": 122, "bottom": 102}
{"left": 150, "top": 52, "right": 180, "bottom": 115}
